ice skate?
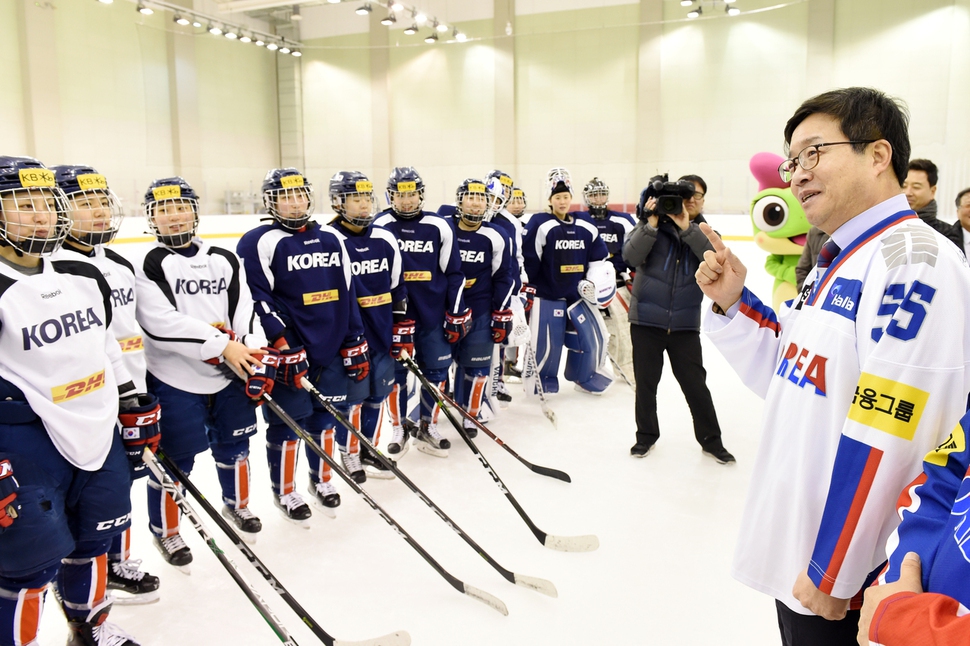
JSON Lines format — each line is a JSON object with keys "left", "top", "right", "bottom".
{"left": 414, "top": 420, "right": 450, "bottom": 458}
{"left": 221, "top": 505, "right": 262, "bottom": 544}
{"left": 66, "top": 601, "right": 139, "bottom": 646}
{"left": 461, "top": 417, "right": 479, "bottom": 439}
{"left": 274, "top": 491, "right": 312, "bottom": 528}
{"left": 106, "top": 559, "right": 160, "bottom": 606}
{"left": 387, "top": 423, "right": 410, "bottom": 457}
{"left": 152, "top": 534, "right": 192, "bottom": 574}
{"left": 360, "top": 444, "right": 395, "bottom": 480}
{"left": 308, "top": 479, "right": 340, "bottom": 518}
{"left": 494, "top": 380, "right": 512, "bottom": 408}
{"left": 340, "top": 450, "right": 366, "bottom": 484}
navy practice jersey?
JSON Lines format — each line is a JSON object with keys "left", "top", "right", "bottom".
{"left": 440, "top": 204, "right": 523, "bottom": 291}
{"left": 522, "top": 212, "right": 609, "bottom": 302}
{"left": 373, "top": 209, "right": 466, "bottom": 329}
{"left": 236, "top": 220, "right": 364, "bottom": 368}
{"left": 330, "top": 218, "right": 407, "bottom": 357}
{"left": 449, "top": 217, "right": 515, "bottom": 321}
{"left": 579, "top": 210, "right": 636, "bottom": 276}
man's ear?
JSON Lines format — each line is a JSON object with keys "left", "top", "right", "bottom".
{"left": 870, "top": 140, "right": 894, "bottom": 177}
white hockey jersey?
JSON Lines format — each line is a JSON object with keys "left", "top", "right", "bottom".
{"left": 54, "top": 244, "right": 147, "bottom": 392}
{"left": 0, "top": 258, "right": 132, "bottom": 470}
{"left": 133, "top": 238, "right": 266, "bottom": 395}
{"left": 705, "top": 195, "right": 970, "bottom": 613}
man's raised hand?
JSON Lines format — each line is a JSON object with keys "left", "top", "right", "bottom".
{"left": 695, "top": 222, "right": 746, "bottom": 312}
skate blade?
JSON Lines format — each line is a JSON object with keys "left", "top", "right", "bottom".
{"left": 107, "top": 589, "right": 160, "bottom": 606}
{"left": 415, "top": 442, "right": 448, "bottom": 458}
{"left": 309, "top": 499, "right": 338, "bottom": 518}
{"left": 363, "top": 467, "right": 396, "bottom": 480}
{"left": 277, "top": 509, "right": 312, "bottom": 529}
{"left": 237, "top": 531, "right": 258, "bottom": 545}
{"left": 386, "top": 442, "right": 410, "bottom": 459}
{"left": 504, "top": 375, "right": 522, "bottom": 384}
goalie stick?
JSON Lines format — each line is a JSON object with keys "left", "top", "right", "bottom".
{"left": 608, "top": 352, "right": 636, "bottom": 391}
{"left": 521, "top": 342, "right": 558, "bottom": 429}
{"left": 259, "top": 390, "right": 509, "bottom": 616}
{"left": 157, "top": 450, "right": 412, "bottom": 646}
{"left": 400, "top": 355, "right": 599, "bottom": 553}
{"left": 299, "top": 377, "right": 558, "bottom": 598}
{"left": 140, "top": 449, "right": 300, "bottom": 646}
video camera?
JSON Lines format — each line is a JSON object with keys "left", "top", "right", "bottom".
{"left": 637, "top": 174, "right": 696, "bottom": 219}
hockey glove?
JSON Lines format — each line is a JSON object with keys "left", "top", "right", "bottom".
{"left": 118, "top": 394, "right": 162, "bottom": 472}
{"left": 490, "top": 309, "right": 513, "bottom": 344}
{"left": 0, "top": 460, "right": 20, "bottom": 528}
{"left": 444, "top": 308, "right": 472, "bottom": 344}
{"left": 341, "top": 337, "right": 370, "bottom": 382}
{"left": 578, "top": 279, "right": 598, "bottom": 306}
{"left": 246, "top": 350, "right": 280, "bottom": 400}
{"left": 276, "top": 346, "right": 309, "bottom": 388}
{"left": 391, "top": 318, "right": 415, "bottom": 360}
{"left": 520, "top": 284, "right": 537, "bottom": 313}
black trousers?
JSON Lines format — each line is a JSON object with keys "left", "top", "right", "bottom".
{"left": 775, "top": 600, "right": 860, "bottom": 646}
{"left": 629, "top": 324, "right": 722, "bottom": 449}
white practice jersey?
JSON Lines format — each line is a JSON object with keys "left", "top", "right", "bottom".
{"left": 0, "top": 257, "right": 132, "bottom": 470}
{"left": 134, "top": 238, "right": 266, "bottom": 395}
{"left": 53, "top": 244, "right": 147, "bottom": 392}
{"left": 704, "top": 195, "right": 970, "bottom": 613}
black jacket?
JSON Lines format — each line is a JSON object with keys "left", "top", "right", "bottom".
{"left": 622, "top": 214, "right": 713, "bottom": 332}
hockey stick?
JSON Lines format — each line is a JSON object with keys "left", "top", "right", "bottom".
{"left": 607, "top": 352, "right": 636, "bottom": 391}
{"left": 521, "top": 342, "right": 558, "bottom": 429}
{"left": 259, "top": 390, "right": 509, "bottom": 616}
{"left": 298, "top": 377, "right": 558, "bottom": 598}
{"left": 140, "top": 449, "right": 300, "bottom": 646}
{"left": 400, "top": 355, "right": 599, "bottom": 553}
{"left": 157, "top": 450, "right": 412, "bottom": 646}
{"left": 399, "top": 375, "right": 571, "bottom": 484}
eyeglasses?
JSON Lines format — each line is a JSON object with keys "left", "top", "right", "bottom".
{"left": 690, "top": 191, "right": 705, "bottom": 200}
{"left": 778, "top": 140, "right": 876, "bottom": 182}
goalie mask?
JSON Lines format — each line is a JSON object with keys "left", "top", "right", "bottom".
{"left": 330, "top": 171, "right": 378, "bottom": 227}
{"left": 456, "top": 178, "right": 496, "bottom": 225}
{"left": 262, "top": 168, "right": 315, "bottom": 231}
{"left": 143, "top": 176, "right": 199, "bottom": 249}
{"left": 583, "top": 177, "right": 610, "bottom": 220}
{"left": 52, "top": 165, "right": 124, "bottom": 246}
{"left": 484, "top": 169, "right": 514, "bottom": 212}
{"left": 0, "top": 156, "right": 72, "bottom": 257}
{"left": 386, "top": 166, "right": 425, "bottom": 219}
{"left": 547, "top": 167, "right": 572, "bottom": 199}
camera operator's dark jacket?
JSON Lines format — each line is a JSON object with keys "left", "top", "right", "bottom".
{"left": 622, "top": 214, "right": 714, "bottom": 332}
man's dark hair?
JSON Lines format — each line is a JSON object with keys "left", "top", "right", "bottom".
{"left": 679, "top": 174, "right": 707, "bottom": 194}
{"left": 908, "top": 159, "right": 939, "bottom": 187}
{"left": 957, "top": 187, "right": 970, "bottom": 208}
{"left": 784, "top": 87, "right": 910, "bottom": 186}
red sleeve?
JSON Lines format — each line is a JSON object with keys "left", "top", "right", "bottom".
{"left": 870, "top": 592, "right": 970, "bottom": 646}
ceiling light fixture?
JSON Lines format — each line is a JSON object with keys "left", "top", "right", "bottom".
{"left": 192, "top": 19, "right": 202, "bottom": 27}
{"left": 435, "top": 21, "right": 447, "bottom": 33}
{"left": 255, "top": 38, "right": 266, "bottom": 46}
{"left": 356, "top": 3, "right": 372, "bottom": 15}
{"left": 726, "top": 5, "right": 740, "bottom": 15}
{"left": 380, "top": 12, "right": 396, "bottom": 25}
{"left": 174, "top": 13, "right": 190, "bottom": 25}
{"left": 137, "top": 3, "right": 153, "bottom": 15}
{"left": 687, "top": 6, "right": 702, "bottom": 18}
{"left": 266, "top": 41, "right": 279, "bottom": 50}
{"left": 291, "top": 49, "right": 302, "bottom": 57}
{"left": 279, "top": 43, "right": 292, "bottom": 54}
{"left": 224, "top": 30, "right": 238, "bottom": 39}
{"left": 415, "top": 12, "right": 426, "bottom": 24}
{"left": 208, "top": 23, "right": 223, "bottom": 35}
{"left": 453, "top": 28, "right": 466, "bottom": 42}
{"left": 403, "top": 23, "right": 417, "bottom": 35}
{"left": 424, "top": 32, "right": 437, "bottom": 44}
{"left": 291, "top": 5, "right": 303, "bottom": 20}
{"left": 97, "top": 0, "right": 114, "bottom": 4}
{"left": 239, "top": 33, "right": 252, "bottom": 43}
{"left": 390, "top": 1, "right": 404, "bottom": 11}
{"left": 680, "top": 0, "right": 693, "bottom": 6}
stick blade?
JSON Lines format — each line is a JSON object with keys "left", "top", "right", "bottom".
{"left": 530, "top": 465, "right": 571, "bottom": 483}
{"left": 543, "top": 534, "right": 599, "bottom": 552}
{"left": 513, "top": 574, "right": 558, "bottom": 598}
{"left": 463, "top": 584, "right": 509, "bottom": 615}
{"left": 335, "top": 631, "right": 412, "bottom": 646}
{"left": 541, "top": 404, "right": 558, "bottom": 429}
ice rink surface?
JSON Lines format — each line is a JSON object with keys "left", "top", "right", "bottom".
{"left": 38, "top": 213, "right": 787, "bottom": 646}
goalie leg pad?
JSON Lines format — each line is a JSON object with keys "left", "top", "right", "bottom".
{"left": 212, "top": 441, "right": 250, "bottom": 509}
{"left": 564, "top": 300, "right": 614, "bottom": 394}
{"left": 530, "top": 298, "right": 568, "bottom": 394}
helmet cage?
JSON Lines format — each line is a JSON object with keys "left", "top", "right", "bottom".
{"left": 507, "top": 188, "right": 527, "bottom": 215}
{"left": 65, "top": 189, "right": 125, "bottom": 246}
{"left": 0, "top": 186, "right": 72, "bottom": 256}
{"left": 264, "top": 185, "right": 315, "bottom": 230}
{"left": 333, "top": 188, "right": 378, "bottom": 227}
{"left": 457, "top": 181, "right": 496, "bottom": 225}
{"left": 144, "top": 197, "right": 200, "bottom": 248}
{"left": 386, "top": 183, "right": 425, "bottom": 219}
{"left": 546, "top": 167, "right": 573, "bottom": 199}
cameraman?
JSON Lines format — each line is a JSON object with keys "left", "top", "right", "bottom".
{"left": 621, "top": 175, "right": 734, "bottom": 463}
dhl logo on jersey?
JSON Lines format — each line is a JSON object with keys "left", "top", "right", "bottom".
{"left": 403, "top": 270, "right": 432, "bottom": 281}
{"left": 280, "top": 175, "right": 305, "bottom": 189}
{"left": 925, "top": 423, "right": 966, "bottom": 467}
{"left": 358, "top": 293, "right": 391, "bottom": 308}
{"left": 775, "top": 342, "right": 827, "bottom": 395}
{"left": 848, "top": 372, "right": 928, "bottom": 441}
{"left": 152, "top": 185, "right": 181, "bottom": 200}
{"left": 52, "top": 370, "right": 105, "bottom": 404}
{"left": 560, "top": 265, "right": 584, "bottom": 274}
{"left": 76, "top": 174, "right": 108, "bottom": 191}
{"left": 118, "top": 336, "right": 144, "bottom": 353}
{"left": 18, "top": 168, "right": 55, "bottom": 187}
{"left": 303, "top": 289, "right": 338, "bottom": 305}
{"left": 465, "top": 278, "right": 478, "bottom": 288}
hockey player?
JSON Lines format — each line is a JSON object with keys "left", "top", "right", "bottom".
{"left": 237, "top": 168, "right": 369, "bottom": 521}
{"left": 448, "top": 179, "right": 515, "bottom": 436}
{"left": 374, "top": 167, "right": 468, "bottom": 458}
{"left": 0, "top": 156, "right": 160, "bottom": 646}
{"left": 522, "top": 168, "right": 615, "bottom": 394}
{"left": 135, "top": 176, "right": 273, "bottom": 567}
{"left": 51, "top": 165, "right": 160, "bottom": 605}
{"left": 506, "top": 187, "right": 527, "bottom": 219}
{"left": 327, "top": 171, "right": 407, "bottom": 481}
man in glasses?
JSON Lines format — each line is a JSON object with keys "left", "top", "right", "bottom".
{"left": 695, "top": 87, "right": 970, "bottom": 646}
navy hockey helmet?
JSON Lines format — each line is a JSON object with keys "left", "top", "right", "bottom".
{"left": 0, "top": 156, "right": 71, "bottom": 256}
{"left": 507, "top": 187, "right": 527, "bottom": 217}
{"left": 329, "top": 171, "right": 377, "bottom": 227}
{"left": 143, "top": 176, "right": 200, "bottom": 248}
{"left": 51, "top": 165, "right": 125, "bottom": 246}
{"left": 484, "top": 169, "right": 514, "bottom": 211}
{"left": 262, "top": 167, "right": 314, "bottom": 230}
{"left": 583, "top": 177, "right": 610, "bottom": 219}
{"left": 386, "top": 166, "right": 425, "bottom": 219}
{"left": 456, "top": 178, "right": 496, "bottom": 225}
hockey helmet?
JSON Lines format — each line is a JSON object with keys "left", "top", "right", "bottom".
{"left": 547, "top": 167, "right": 572, "bottom": 199}
{"left": 456, "top": 178, "right": 495, "bottom": 225}
{"left": 583, "top": 177, "right": 610, "bottom": 219}
{"left": 262, "top": 168, "right": 315, "bottom": 231}
{"left": 52, "top": 165, "right": 125, "bottom": 246}
{"left": 507, "top": 187, "right": 527, "bottom": 217}
{"left": 143, "top": 176, "right": 199, "bottom": 248}
{"left": 0, "top": 156, "right": 71, "bottom": 256}
{"left": 386, "top": 166, "right": 425, "bottom": 219}
{"left": 330, "top": 171, "right": 378, "bottom": 227}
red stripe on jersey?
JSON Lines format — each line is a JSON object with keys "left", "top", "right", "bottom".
{"left": 819, "top": 447, "right": 884, "bottom": 594}
{"left": 739, "top": 301, "right": 781, "bottom": 334}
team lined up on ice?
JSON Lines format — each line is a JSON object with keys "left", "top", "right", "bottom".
{"left": 0, "top": 158, "right": 627, "bottom": 646}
